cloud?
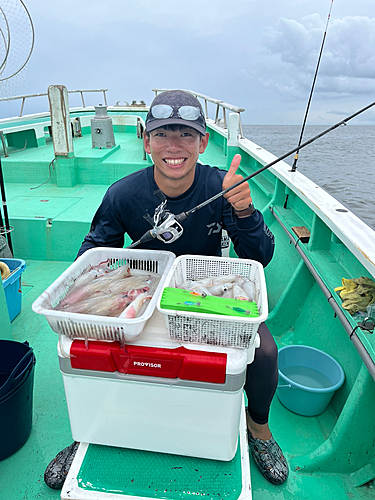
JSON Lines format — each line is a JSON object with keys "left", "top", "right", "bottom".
{"left": 326, "top": 104, "right": 375, "bottom": 123}
{"left": 31, "top": 0, "right": 249, "bottom": 38}
{"left": 262, "top": 14, "right": 375, "bottom": 98}
{"left": 2, "top": 0, "right": 374, "bottom": 125}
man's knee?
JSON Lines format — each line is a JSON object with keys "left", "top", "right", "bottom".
{"left": 255, "top": 323, "right": 278, "bottom": 363}
{"left": 256, "top": 337, "right": 278, "bottom": 362}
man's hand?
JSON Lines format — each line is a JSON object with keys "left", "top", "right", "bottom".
{"left": 223, "top": 154, "right": 252, "bottom": 211}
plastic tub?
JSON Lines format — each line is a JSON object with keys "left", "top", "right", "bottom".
{"left": 157, "top": 255, "right": 268, "bottom": 348}
{"left": 32, "top": 248, "right": 175, "bottom": 344}
{"left": 1, "top": 258, "right": 26, "bottom": 322}
{"left": 277, "top": 345, "right": 345, "bottom": 416}
{"left": 0, "top": 340, "right": 34, "bottom": 399}
{"left": 0, "top": 340, "right": 36, "bottom": 461}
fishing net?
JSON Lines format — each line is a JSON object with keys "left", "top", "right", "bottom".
{"left": 0, "top": 0, "right": 34, "bottom": 98}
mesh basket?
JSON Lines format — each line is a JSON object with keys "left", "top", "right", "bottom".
{"left": 32, "top": 248, "right": 175, "bottom": 343}
{"left": 157, "top": 255, "right": 268, "bottom": 348}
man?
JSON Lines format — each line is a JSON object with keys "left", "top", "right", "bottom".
{"left": 44, "top": 90, "right": 288, "bottom": 489}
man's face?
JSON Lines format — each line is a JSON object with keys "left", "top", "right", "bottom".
{"left": 144, "top": 126, "right": 209, "bottom": 185}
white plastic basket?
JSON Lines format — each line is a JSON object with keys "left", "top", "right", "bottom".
{"left": 157, "top": 255, "right": 268, "bottom": 348}
{"left": 32, "top": 248, "right": 175, "bottom": 343}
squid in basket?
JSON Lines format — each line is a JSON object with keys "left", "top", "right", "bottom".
{"left": 54, "top": 260, "right": 161, "bottom": 319}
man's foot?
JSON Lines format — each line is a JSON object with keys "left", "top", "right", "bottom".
{"left": 44, "top": 442, "right": 79, "bottom": 490}
{"left": 247, "top": 430, "right": 289, "bottom": 485}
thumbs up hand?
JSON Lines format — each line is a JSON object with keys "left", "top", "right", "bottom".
{"left": 222, "top": 154, "right": 252, "bottom": 211}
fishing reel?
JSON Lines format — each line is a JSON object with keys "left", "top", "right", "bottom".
{"left": 152, "top": 212, "right": 184, "bottom": 244}
{"left": 130, "top": 193, "right": 185, "bottom": 249}
{"left": 151, "top": 197, "right": 184, "bottom": 244}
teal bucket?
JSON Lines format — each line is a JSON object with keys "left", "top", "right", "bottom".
{"left": 277, "top": 345, "right": 345, "bottom": 417}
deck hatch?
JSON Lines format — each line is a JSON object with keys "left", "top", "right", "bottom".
{"left": 7, "top": 196, "right": 82, "bottom": 218}
{"left": 76, "top": 443, "right": 243, "bottom": 499}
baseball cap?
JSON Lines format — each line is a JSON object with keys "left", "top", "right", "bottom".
{"left": 145, "top": 90, "right": 206, "bottom": 135}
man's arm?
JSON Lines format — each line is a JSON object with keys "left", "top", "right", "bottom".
{"left": 222, "top": 154, "right": 275, "bottom": 267}
{"left": 224, "top": 203, "right": 275, "bottom": 266}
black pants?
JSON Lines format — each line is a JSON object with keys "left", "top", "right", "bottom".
{"left": 244, "top": 323, "right": 278, "bottom": 425}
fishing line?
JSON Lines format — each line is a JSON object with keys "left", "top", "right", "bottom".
{"left": 128, "top": 100, "right": 375, "bottom": 249}
{"left": 291, "top": 0, "right": 334, "bottom": 173}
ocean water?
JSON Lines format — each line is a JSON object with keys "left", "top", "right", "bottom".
{"left": 242, "top": 125, "right": 375, "bottom": 231}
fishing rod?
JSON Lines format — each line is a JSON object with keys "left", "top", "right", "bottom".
{"left": 291, "top": 0, "right": 334, "bottom": 173}
{"left": 128, "top": 100, "right": 375, "bottom": 249}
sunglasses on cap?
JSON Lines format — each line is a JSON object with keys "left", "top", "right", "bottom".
{"left": 150, "top": 104, "right": 203, "bottom": 121}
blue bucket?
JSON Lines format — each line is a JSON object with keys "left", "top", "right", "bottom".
{"left": 1, "top": 258, "right": 26, "bottom": 322}
{"left": 277, "top": 345, "right": 345, "bottom": 417}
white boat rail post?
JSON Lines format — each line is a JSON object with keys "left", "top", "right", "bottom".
{"left": 80, "top": 91, "right": 85, "bottom": 108}
{"left": 19, "top": 97, "right": 26, "bottom": 117}
{"left": 0, "top": 131, "right": 8, "bottom": 157}
{"left": 47, "top": 85, "right": 77, "bottom": 187}
{"left": 227, "top": 112, "right": 241, "bottom": 168}
{"left": 214, "top": 101, "right": 222, "bottom": 124}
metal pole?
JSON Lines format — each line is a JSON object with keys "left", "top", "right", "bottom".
{"left": 80, "top": 91, "right": 86, "bottom": 108}
{"left": 0, "top": 131, "right": 8, "bottom": 157}
{"left": 239, "top": 115, "right": 244, "bottom": 139}
{"left": 19, "top": 97, "right": 26, "bottom": 117}
{"left": 0, "top": 158, "right": 13, "bottom": 254}
{"left": 215, "top": 104, "right": 220, "bottom": 124}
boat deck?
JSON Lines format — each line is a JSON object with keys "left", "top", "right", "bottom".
{"left": 2, "top": 260, "right": 374, "bottom": 500}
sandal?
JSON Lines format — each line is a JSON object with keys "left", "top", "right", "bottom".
{"left": 44, "top": 441, "right": 79, "bottom": 490}
{"left": 247, "top": 430, "right": 289, "bottom": 485}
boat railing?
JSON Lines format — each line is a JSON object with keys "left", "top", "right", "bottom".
{"left": 152, "top": 88, "right": 245, "bottom": 138}
{"left": 0, "top": 89, "right": 109, "bottom": 118}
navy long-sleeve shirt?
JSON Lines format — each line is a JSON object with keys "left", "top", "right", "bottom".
{"left": 77, "top": 164, "right": 275, "bottom": 266}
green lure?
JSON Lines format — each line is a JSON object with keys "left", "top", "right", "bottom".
{"left": 226, "top": 306, "right": 251, "bottom": 314}
{"left": 160, "top": 287, "right": 259, "bottom": 318}
{"left": 177, "top": 301, "right": 201, "bottom": 306}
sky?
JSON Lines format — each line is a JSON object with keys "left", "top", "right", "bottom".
{"left": 0, "top": 0, "right": 374, "bottom": 124}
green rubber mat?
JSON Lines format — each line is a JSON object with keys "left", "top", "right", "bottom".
{"left": 76, "top": 442, "right": 243, "bottom": 499}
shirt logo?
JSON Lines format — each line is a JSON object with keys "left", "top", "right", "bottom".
{"left": 263, "top": 224, "right": 275, "bottom": 243}
{"left": 221, "top": 233, "right": 230, "bottom": 249}
{"left": 207, "top": 222, "right": 222, "bottom": 235}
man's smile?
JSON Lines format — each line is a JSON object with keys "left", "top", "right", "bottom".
{"left": 163, "top": 158, "right": 186, "bottom": 166}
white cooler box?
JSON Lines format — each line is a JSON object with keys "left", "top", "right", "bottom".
{"left": 58, "top": 333, "right": 249, "bottom": 461}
